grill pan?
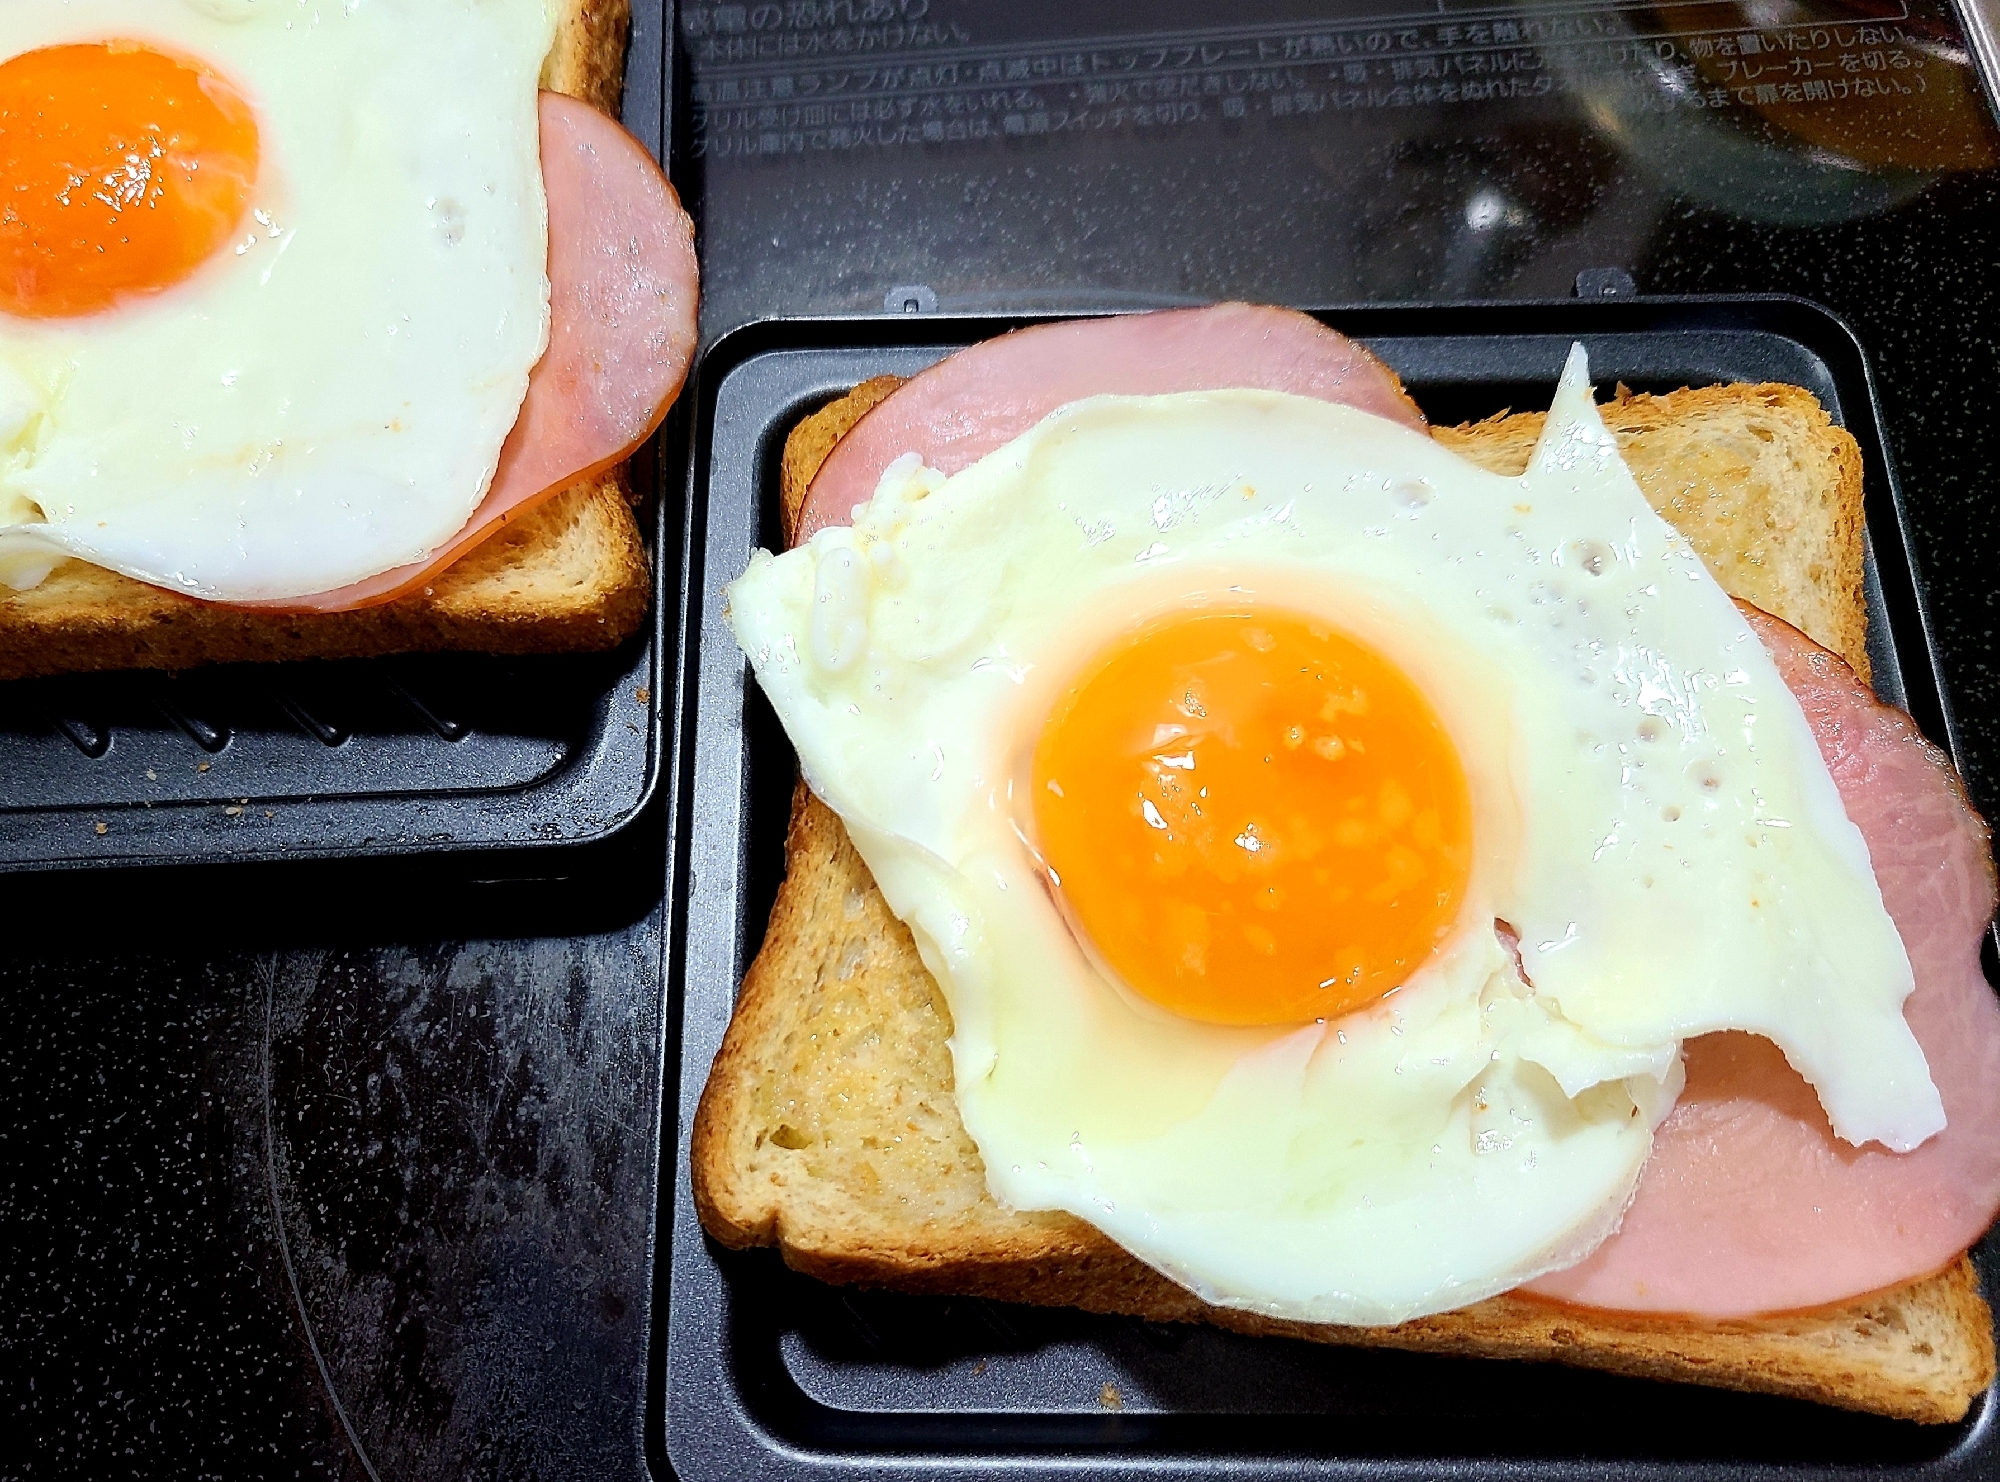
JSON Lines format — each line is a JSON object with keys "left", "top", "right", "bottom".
{"left": 659, "top": 296, "right": 1995, "bottom": 1481}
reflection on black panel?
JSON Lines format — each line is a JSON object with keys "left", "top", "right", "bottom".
{"left": 680, "top": 0, "right": 1999, "bottom": 327}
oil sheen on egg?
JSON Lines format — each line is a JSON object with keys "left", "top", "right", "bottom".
{"left": 0, "top": 0, "right": 555, "bottom": 601}
{"left": 725, "top": 348, "right": 1939, "bottom": 1325}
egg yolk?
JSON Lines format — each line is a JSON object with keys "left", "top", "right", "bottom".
{"left": 1032, "top": 609, "right": 1474, "bottom": 1027}
{"left": 0, "top": 42, "right": 260, "bottom": 320}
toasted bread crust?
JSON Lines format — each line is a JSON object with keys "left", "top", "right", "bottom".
{"left": 0, "top": 472, "right": 647, "bottom": 681}
{"left": 539, "top": 0, "right": 633, "bottom": 114}
{"left": 691, "top": 372, "right": 1994, "bottom": 1424}
{"left": 0, "top": 2, "right": 649, "bottom": 679}
{"left": 778, "top": 375, "right": 907, "bottom": 546}
{"left": 1226, "top": 1256, "right": 1993, "bottom": 1427}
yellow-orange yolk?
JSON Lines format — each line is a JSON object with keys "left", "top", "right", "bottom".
{"left": 0, "top": 42, "right": 260, "bottom": 320}
{"left": 1031, "top": 609, "right": 1474, "bottom": 1027}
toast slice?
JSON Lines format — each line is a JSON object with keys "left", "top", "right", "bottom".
{"left": 691, "top": 373, "right": 1996, "bottom": 1425}
{"left": 0, "top": 0, "right": 648, "bottom": 683}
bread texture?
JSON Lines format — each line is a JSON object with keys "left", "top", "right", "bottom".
{"left": 0, "top": 2, "right": 648, "bottom": 682}
{"left": 539, "top": 0, "right": 632, "bottom": 114}
{"left": 691, "top": 374, "right": 1995, "bottom": 1425}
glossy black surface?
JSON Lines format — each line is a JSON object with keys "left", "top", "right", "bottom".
{"left": 11, "top": 0, "right": 2000, "bottom": 1476}
{"left": 4, "top": 852, "right": 665, "bottom": 1482}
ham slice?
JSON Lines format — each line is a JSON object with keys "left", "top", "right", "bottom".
{"left": 792, "top": 303, "right": 1423, "bottom": 544}
{"left": 1527, "top": 606, "right": 2000, "bottom": 1317}
{"left": 244, "top": 91, "right": 698, "bottom": 613}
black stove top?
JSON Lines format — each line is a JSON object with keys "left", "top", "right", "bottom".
{"left": 8, "top": 1, "right": 2000, "bottom": 1477}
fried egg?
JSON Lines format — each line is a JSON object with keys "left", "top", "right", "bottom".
{"left": 0, "top": 0, "right": 555, "bottom": 601}
{"left": 725, "top": 347, "right": 1939, "bottom": 1324}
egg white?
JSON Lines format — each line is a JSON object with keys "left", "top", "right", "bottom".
{"left": 0, "top": 0, "right": 555, "bottom": 601}
{"left": 725, "top": 347, "right": 1937, "bottom": 1323}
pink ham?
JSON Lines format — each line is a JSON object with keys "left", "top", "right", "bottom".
{"left": 1527, "top": 606, "right": 2000, "bottom": 1317}
{"left": 245, "top": 91, "right": 698, "bottom": 613}
{"left": 792, "top": 303, "right": 1423, "bottom": 545}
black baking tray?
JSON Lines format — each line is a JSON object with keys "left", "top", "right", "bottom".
{"left": 0, "top": 1, "right": 677, "bottom": 874}
{"left": 657, "top": 297, "right": 1997, "bottom": 1481}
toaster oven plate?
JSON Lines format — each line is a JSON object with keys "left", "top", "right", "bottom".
{"left": 659, "top": 296, "right": 1989, "bottom": 1482}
